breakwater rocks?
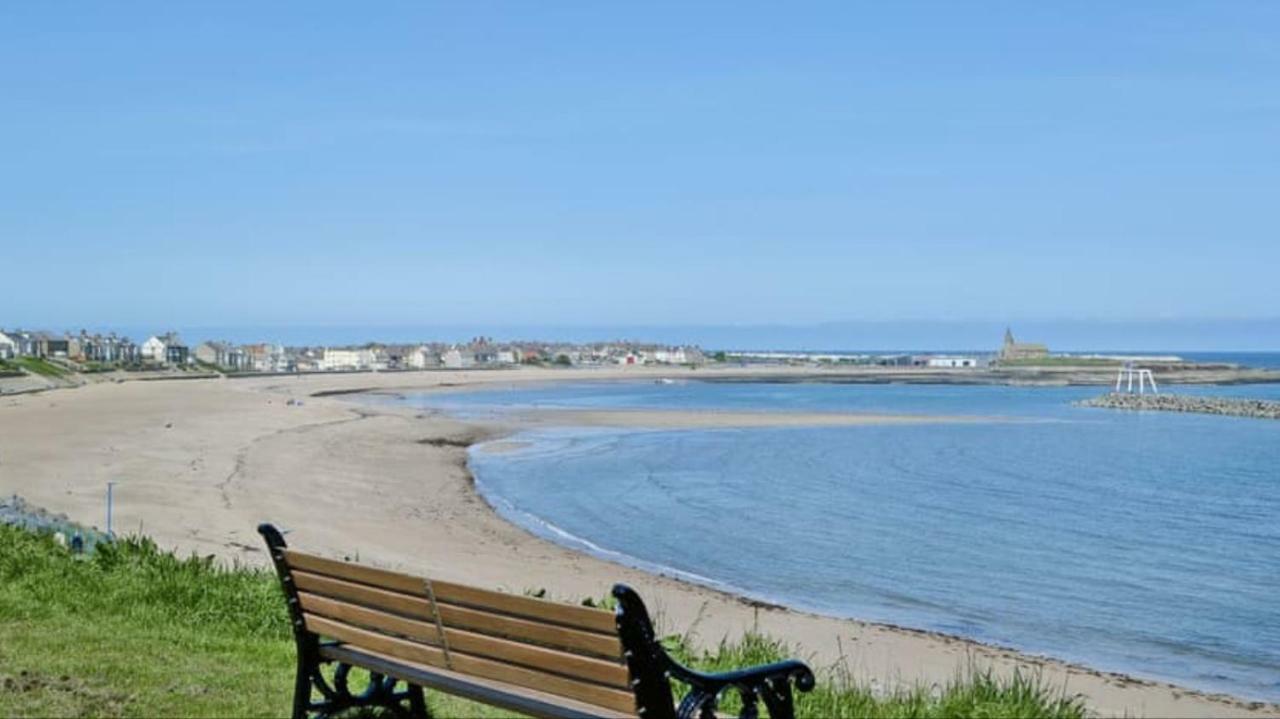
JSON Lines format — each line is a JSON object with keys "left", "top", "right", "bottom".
{"left": 1079, "top": 393, "right": 1280, "bottom": 420}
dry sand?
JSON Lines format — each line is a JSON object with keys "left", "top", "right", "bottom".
{"left": 1, "top": 366, "right": 1275, "bottom": 718}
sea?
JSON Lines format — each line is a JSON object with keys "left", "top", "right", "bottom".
{"left": 372, "top": 356, "right": 1280, "bottom": 703}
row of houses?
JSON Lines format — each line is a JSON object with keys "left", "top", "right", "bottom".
{"left": 193, "top": 342, "right": 288, "bottom": 372}
{"left": 0, "top": 329, "right": 201, "bottom": 367}
{"left": 1, "top": 329, "right": 96, "bottom": 360}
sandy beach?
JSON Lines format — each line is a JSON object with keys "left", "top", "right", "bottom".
{"left": 1, "top": 366, "right": 1275, "bottom": 718}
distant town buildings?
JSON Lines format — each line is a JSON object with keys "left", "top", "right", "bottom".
{"left": 319, "top": 348, "right": 378, "bottom": 372}
{"left": 1, "top": 325, "right": 712, "bottom": 379}
{"left": 437, "top": 348, "right": 463, "bottom": 369}
{"left": 76, "top": 332, "right": 139, "bottom": 364}
{"left": 384, "top": 345, "right": 436, "bottom": 370}
{"left": 239, "top": 343, "right": 284, "bottom": 372}
{"left": 7, "top": 327, "right": 1051, "bottom": 377}
{"left": 140, "top": 334, "right": 184, "bottom": 364}
{"left": 926, "top": 356, "right": 980, "bottom": 368}
{"left": 195, "top": 341, "right": 249, "bottom": 371}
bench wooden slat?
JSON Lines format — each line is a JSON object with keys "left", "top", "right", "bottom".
{"left": 301, "top": 593, "right": 629, "bottom": 688}
{"left": 450, "top": 628, "right": 628, "bottom": 688}
{"left": 303, "top": 614, "right": 636, "bottom": 714}
{"left": 305, "top": 613, "right": 446, "bottom": 667}
{"left": 284, "top": 550, "right": 423, "bottom": 594}
{"left": 293, "top": 571, "right": 434, "bottom": 619}
{"left": 320, "top": 644, "right": 632, "bottom": 719}
{"left": 299, "top": 592, "right": 439, "bottom": 643}
{"left": 438, "top": 602, "right": 623, "bottom": 660}
{"left": 449, "top": 646, "right": 636, "bottom": 714}
{"left": 294, "top": 572, "right": 622, "bottom": 660}
{"left": 430, "top": 579, "right": 618, "bottom": 634}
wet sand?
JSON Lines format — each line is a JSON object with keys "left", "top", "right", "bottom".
{"left": 0, "top": 366, "right": 1275, "bottom": 718}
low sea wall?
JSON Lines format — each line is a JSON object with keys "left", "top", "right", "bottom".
{"left": 0, "top": 495, "right": 110, "bottom": 551}
{"left": 1079, "top": 393, "right": 1280, "bottom": 420}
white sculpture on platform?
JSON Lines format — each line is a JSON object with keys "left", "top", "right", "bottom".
{"left": 1116, "top": 363, "right": 1158, "bottom": 394}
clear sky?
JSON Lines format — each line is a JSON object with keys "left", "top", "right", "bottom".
{"left": 2, "top": 3, "right": 1278, "bottom": 347}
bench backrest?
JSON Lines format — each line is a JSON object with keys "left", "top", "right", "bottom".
{"left": 275, "top": 547, "right": 637, "bottom": 715}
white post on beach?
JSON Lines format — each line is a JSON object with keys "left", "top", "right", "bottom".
{"left": 1115, "top": 367, "right": 1123, "bottom": 392}
{"left": 1148, "top": 370, "right": 1159, "bottom": 394}
{"left": 106, "top": 481, "right": 116, "bottom": 537}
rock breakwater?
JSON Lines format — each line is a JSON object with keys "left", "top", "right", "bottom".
{"left": 1079, "top": 393, "right": 1280, "bottom": 419}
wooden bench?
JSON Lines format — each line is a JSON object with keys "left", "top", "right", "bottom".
{"left": 259, "top": 524, "right": 814, "bottom": 719}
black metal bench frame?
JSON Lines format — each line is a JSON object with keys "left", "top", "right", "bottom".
{"left": 261, "top": 524, "right": 815, "bottom": 718}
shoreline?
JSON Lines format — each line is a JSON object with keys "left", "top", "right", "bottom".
{"left": 6, "top": 359, "right": 1280, "bottom": 401}
{"left": 450, "top": 400, "right": 1275, "bottom": 712}
{"left": 1, "top": 366, "right": 1276, "bottom": 717}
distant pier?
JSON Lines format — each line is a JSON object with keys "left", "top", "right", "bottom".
{"left": 1080, "top": 393, "right": 1280, "bottom": 420}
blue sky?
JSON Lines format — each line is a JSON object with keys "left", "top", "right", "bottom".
{"left": 2, "top": 3, "right": 1278, "bottom": 348}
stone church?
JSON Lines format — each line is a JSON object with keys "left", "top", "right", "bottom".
{"left": 1000, "top": 328, "right": 1049, "bottom": 360}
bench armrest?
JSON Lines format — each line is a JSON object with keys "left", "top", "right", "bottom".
{"left": 612, "top": 583, "right": 816, "bottom": 719}
{"left": 666, "top": 657, "right": 815, "bottom": 719}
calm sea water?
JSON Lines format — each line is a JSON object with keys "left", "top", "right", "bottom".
{"left": 1176, "top": 351, "right": 1280, "bottom": 369}
{"left": 379, "top": 381, "right": 1280, "bottom": 701}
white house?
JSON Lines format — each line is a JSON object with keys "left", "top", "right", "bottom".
{"left": 442, "top": 348, "right": 475, "bottom": 369}
{"left": 0, "top": 332, "right": 17, "bottom": 359}
{"left": 237, "top": 343, "right": 287, "bottom": 372}
{"left": 194, "top": 341, "right": 229, "bottom": 367}
{"left": 926, "top": 356, "right": 979, "bottom": 368}
{"left": 406, "top": 346, "right": 439, "bottom": 369}
{"left": 140, "top": 335, "right": 167, "bottom": 362}
{"left": 652, "top": 347, "right": 689, "bottom": 364}
{"left": 319, "top": 348, "right": 376, "bottom": 371}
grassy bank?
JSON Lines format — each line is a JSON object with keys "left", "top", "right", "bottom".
{"left": 0, "top": 525, "right": 1085, "bottom": 718}
{"left": 995, "top": 357, "right": 1122, "bottom": 368}
{"left": 6, "top": 357, "right": 70, "bottom": 378}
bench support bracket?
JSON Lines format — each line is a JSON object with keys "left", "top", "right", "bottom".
{"left": 296, "top": 648, "right": 428, "bottom": 719}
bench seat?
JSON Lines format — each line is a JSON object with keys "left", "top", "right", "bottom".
{"left": 321, "top": 644, "right": 632, "bottom": 719}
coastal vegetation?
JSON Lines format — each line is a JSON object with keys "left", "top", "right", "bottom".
{"left": 4, "top": 357, "right": 69, "bottom": 379}
{"left": 0, "top": 524, "right": 1085, "bottom": 718}
{"left": 193, "top": 360, "right": 226, "bottom": 374}
{"left": 995, "top": 357, "right": 1122, "bottom": 368}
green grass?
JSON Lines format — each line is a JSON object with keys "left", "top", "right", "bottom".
{"left": 0, "top": 526, "right": 1086, "bottom": 718}
{"left": 658, "top": 632, "right": 1084, "bottom": 719}
{"left": 8, "top": 357, "right": 70, "bottom": 378}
